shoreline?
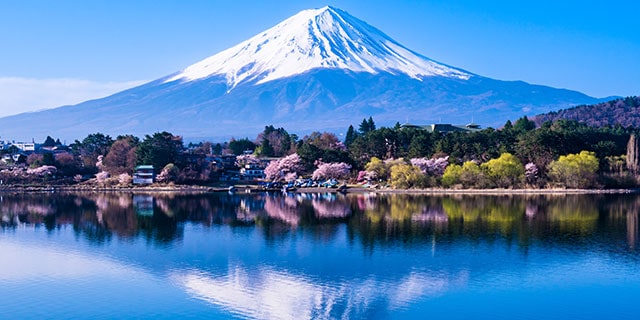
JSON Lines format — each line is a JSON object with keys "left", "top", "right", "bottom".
{"left": 1, "top": 183, "right": 639, "bottom": 195}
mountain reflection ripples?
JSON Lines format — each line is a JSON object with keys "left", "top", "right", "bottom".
{"left": 2, "top": 192, "right": 640, "bottom": 319}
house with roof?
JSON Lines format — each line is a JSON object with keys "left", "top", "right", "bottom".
{"left": 133, "top": 165, "right": 155, "bottom": 184}
{"left": 401, "top": 122, "right": 482, "bottom": 133}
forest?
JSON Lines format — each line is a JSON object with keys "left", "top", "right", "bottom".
{"left": 2, "top": 112, "right": 640, "bottom": 189}
{"left": 534, "top": 96, "right": 640, "bottom": 128}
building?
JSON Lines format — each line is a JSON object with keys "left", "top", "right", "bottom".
{"left": 133, "top": 165, "right": 155, "bottom": 185}
{"left": 401, "top": 123, "right": 482, "bottom": 133}
{"left": 239, "top": 163, "right": 265, "bottom": 180}
{"left": 12, "top": 142, "right": 35, "bottom": 152}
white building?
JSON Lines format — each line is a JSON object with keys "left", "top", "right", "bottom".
{"left": 12, "top": 142, "right": 35, "bottom": 152}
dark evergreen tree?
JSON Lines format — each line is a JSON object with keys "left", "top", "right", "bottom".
{"left": 70, "top": 133, "right": 114, "bottom": 172}
{"left": 367, "top": 117, "right": 376, "bottom": 132}
{"left": 503, "top": 120, "right": 513, "bottom": 131}
{"left": 43, "top": 136, "right": 56, "bottom": 147}
{"left": 358, "top": 118, "right": 370, "bottom": 135}
{"left": 513, "top": 116, "right": 536, "bottom": 133}
{"left": 345, "top": 125, "right": 357, "bottom": 148}
{"left": 227, "top": 138, "right": 255, "bottom": 155}
{"left": 136, "top": 131, "right": 184, "bottom": 170}
{"left": 255, "top": 125, "right": 293, "bottom": 157}
{"left": 212, "top": 143, "right": 223, "bottom": 155}
{"left": 42, "top": 152, "right": 55, "bottom": 166}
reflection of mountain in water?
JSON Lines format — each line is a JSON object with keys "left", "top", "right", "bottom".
{"left": 172, "top": 266, "right": 467, "bottom": 320}
{"left": 2, "top": 192, "right": 640, "bottom": 319}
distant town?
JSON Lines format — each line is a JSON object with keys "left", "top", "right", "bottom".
{"left": 1, "top": 115, "right": 640, "bottom": 190}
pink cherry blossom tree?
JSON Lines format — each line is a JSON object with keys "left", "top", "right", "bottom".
{"left": 312, "top": 162, "right": 352, "bottom": 180}
{"left": 235, "top": 154, "right": 259, "bottom": 168}
{"left": 410, "top": 156, "right": 449, "bottom": 177}
{"left": 264, "top": 153, "right": 303, "bottom": 181}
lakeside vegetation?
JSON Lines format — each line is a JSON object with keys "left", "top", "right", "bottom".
{"left": 2, "top": 113, "right": 640, "bottom": 190}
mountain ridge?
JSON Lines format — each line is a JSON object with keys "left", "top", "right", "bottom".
{"left": 534, "top": 96, "right": 640, "bottom": 127}
{"left": 0, "top": 6, "right": 608, "bottom": 141}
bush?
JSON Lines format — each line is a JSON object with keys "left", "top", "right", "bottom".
{"left": 442, "top": 161, "right": 491, "bottom": 188}
{"left": 442, "top": 164, "right": 463, "bottom": 187}
{"left": 390, "top": 163, "right": 425, "bottom": 189}
{"left": 481, "top": 153, "right": 524, "bottom": 188}
{"left": 364, "top": 157, "right": 405, "bottom": 182}
{"left": 548, "top": 151, "right": 599, "bottom": 188}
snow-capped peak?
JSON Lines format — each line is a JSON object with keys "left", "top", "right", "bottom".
{"left": 166, "top": 6, "right": 471, "bottom": 88}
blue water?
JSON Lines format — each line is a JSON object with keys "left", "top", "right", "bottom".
{"left": 1, "top": 192, "right": 639, "bottom": 319}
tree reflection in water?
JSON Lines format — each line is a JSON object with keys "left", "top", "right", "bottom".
{"left": 0, "top": 191, "right": 638, "bottom": 250}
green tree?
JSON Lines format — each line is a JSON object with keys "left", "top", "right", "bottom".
{"left": 548, "top": 151, "right": 599, "bottom": 188}
{"left": 512, "top": 116, "right": 536, "bottom": 133}
{"left": 227, "top": 138, "right": 255, "bottom": 155}
{"left": 344, "top": 125, "right": 357, "bottom": 148}
{"left": 297, "top": 135, "right": 351, "bottom": 173}
{"left": 42, "top": 152, "right": 55, "bottom": 166}
{"left": 255, "top": 125, "right": 294, "bottom": 157}
{"left": 367, "top": 116, "right": 376, "bottom": 132}
{"left": 407, "top": 129, "right": 435, "bottom": 158}
{"left": 212, "top": 143, "right": 223, "bottom": 155}
{"left": 136, "top": 132, "right": 183, "bottom": 170}
{"left": 358, "top": 117, "right": 376, "bottom": 135}
{"left": 70, "top": 133, "right": 114, "bottom": 172}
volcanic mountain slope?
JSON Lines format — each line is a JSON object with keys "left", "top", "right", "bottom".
{"left": 0, "top": 6, "right": 607, "bottom": 141}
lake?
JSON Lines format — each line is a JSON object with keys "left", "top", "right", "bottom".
{"left": 1, "top": 191, "right": 640, "bottom": 319}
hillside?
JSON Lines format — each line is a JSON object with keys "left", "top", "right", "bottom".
{"left": 533, "top": 96, "right": 640, "bottom": 127}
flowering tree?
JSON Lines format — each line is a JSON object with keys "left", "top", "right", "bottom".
{"left": 235, "top": 154, "right": 259, "bottom": 168}
{"left": 356, "top": 170, "right": 369, "bottom": 182}
{"left": 410, "top": 156, "right": 449, "bottom": 177}
{"left": 364, "top": 157, "right": 405, "bottom": 182}
{"left": 156, "top": 163, "right": 179, "bottom": 183}
{"left": 26, "top": 166, "right": 57, "bottom": 177}
{"left": 525, "top": 162, "right": 539, "bottom": 185}
{"left": 312, "top": 162, "right": 351, "bottom": 180}
{"left": 303, "top": 132, "right": 345, "bottom": 150}
{"left": 264, "top": 153, "right": 303, "bottom": 181}
{"left": 96, "top": 171, "right": 110, "bottom": 182}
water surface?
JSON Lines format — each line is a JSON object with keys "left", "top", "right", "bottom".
{"left": 1, "top": 192, "right": 639, "bottom": 319}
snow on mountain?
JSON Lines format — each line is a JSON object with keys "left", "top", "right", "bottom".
{"left": 166, "top": 6, "right": 471, "bottom": 89}
{"left": 0, "top": 6, "right": 607, "bottom": 142}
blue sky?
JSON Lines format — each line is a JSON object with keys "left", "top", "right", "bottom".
{"left": 0, "top": 0, "right": 638, "bottom": 117}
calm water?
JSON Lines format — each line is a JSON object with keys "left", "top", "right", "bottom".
{"left": 1, "top": 191, "right": 640, "bottom": 319}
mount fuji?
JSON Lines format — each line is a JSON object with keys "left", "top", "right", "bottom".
{"left": 0, "top": 6, "right": 607, "bottom": 141}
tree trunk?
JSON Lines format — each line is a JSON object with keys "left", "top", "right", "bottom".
{"left": 626, "top": 134, "right": 639, "bottom": 174}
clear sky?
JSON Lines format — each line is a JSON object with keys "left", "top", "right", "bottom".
{"left": 1, "top": 0, "right": 638, "bottom": 117}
